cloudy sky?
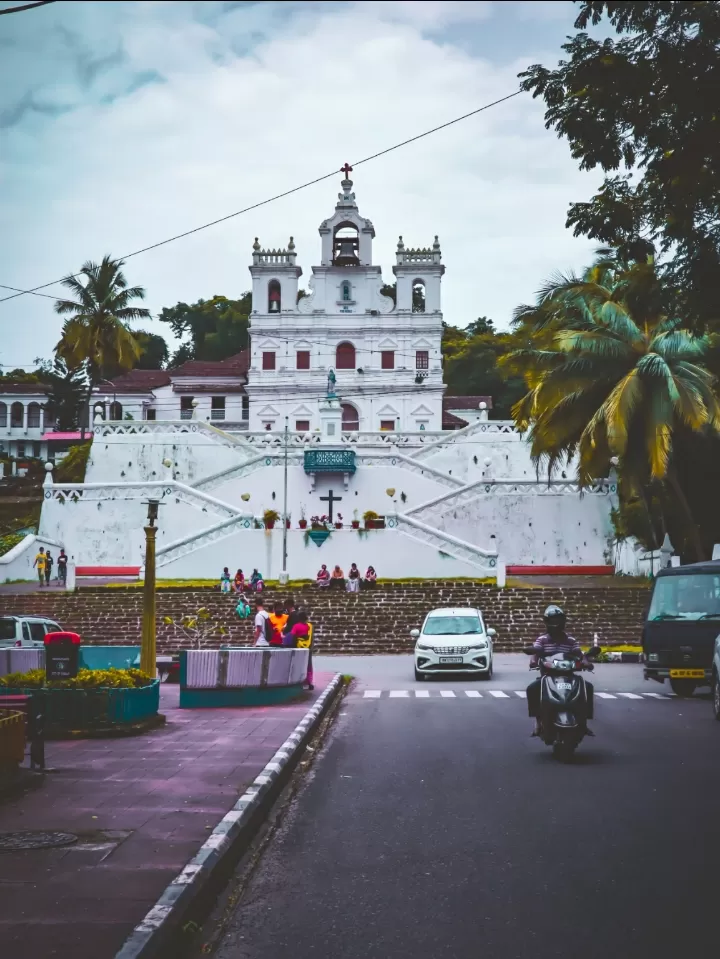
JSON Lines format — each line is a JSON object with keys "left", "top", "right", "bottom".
{"left": 0, "top": 0, "right": 602, "bottom": 369}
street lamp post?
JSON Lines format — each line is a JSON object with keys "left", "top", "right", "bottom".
{"left": 141, "top": 498, "right": 161, "bottom": 677}
{"left": 280, "top": 415, "right": 289, "bottom": 584}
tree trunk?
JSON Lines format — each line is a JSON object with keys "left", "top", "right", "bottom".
{"left": 666, "top": 467, "right": 705, "bottom": 561}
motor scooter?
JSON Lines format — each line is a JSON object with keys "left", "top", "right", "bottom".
{"left": 524, "top": 645, "right": 602, "bottom": 762}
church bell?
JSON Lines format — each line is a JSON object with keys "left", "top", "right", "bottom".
{"left": 334, "top": 238, "right": 359, "bottom": 266}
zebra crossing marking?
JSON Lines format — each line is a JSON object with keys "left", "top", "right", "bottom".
{"left": 358, "top": 689, "right": 677, "bottom": 701}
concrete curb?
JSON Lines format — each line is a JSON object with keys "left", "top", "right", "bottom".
{"left": 115, "top": 673, "right": 345, "bottom": 959}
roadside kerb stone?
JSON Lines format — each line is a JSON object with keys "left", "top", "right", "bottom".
{"left": 114, "top": 672, "right": 344, "bottom": 959}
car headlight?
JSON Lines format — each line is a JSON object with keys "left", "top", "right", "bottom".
{"left": 469, "top": 641, "right": 488, "bottom": 650}
{"left": 416, "top": 642, "right": 433, "bottom": 651}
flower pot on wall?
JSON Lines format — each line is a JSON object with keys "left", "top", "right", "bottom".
{"left": 351, "top": 521, "right": 360, "bottom": 529}
{"left": 334, "top": 522, "right": 343, "bottom": 529}
{"left": 265, "top": 520, "right": 276, "bottom": 530}
{"left": 308, "top": 529, "right": 331, "bottom": 546}
{"left": 299, "top": 520, "right": 308, "bottom": 529}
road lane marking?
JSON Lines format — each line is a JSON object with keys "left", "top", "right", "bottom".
{"left": 363, "top": 690, "right": 382, "bottom": 698}
{"left": 464, "top": 690, "right": 482, "bottom": 698}
{"left": 389, "top": 690, "right": 410, "bottom": 698}
{"left": 488, "top": 690, "right": 510, "bottom": 698}
{"left": 414, "top": 690, "right": 430, "bottom": 698}
{"left": 617, "top": 693, "right": 643, "bottom": 699}
{"left": 643, "top": 692, "right": 669, "bottom": 699}
{"left": 514, "top": 691, "right": 527, "bottom": 698}
{"left": 596, "top": 692, "right": 617, "bottom": 699}
{"left": 440, "top": 690, "right": 456, "bottom": 698}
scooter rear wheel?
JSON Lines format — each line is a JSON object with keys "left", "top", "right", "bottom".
{"left": 552, "top": 741, "right": 576, "bottom": 763}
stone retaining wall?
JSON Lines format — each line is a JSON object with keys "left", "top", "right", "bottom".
{"left": 0, "top": 582, "right": 649, "bottom": 653}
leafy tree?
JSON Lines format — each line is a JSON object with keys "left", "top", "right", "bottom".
{"left": 54, "top": 255, "right": 149, "bottom": 385}
{"left": 159, "top": 294, "right": 251, "bottom": 365}
{"left": 43, "top": 359, "right": 88, "bottom": 431}
{"left": 132, "top": 331, "right": 169, "bottom": 370}
{"left": 505, "top": 255, "right": 720, "bottom": 559}
{"left": 520, "top": 1, "right": 720, "bottom": 330}
{"left": 441, "top": 321, "right": 527, "bottom": 419}
{"left": 380, "top": 282, "right": 397, "bottom": 304}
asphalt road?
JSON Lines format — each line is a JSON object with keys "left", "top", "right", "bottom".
{"left": 208, "top": 656, "right": 719, "bottom": 959}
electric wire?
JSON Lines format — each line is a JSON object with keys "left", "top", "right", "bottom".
{"left": 0, "top": 90, "right": 522, "bottom": 306}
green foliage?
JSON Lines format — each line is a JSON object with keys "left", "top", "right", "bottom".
{"left": 54, "top": 255, "right": 150, "bottom": 386}
{"left": 506, "top": 252, "right": 720, "bottom": 560}
{"left": 0, "top": 667, "right": 153, "bottom": 689}
{"left": 54, "top": 442, "right": 91, "bottom": 483}
{"left": 441, "top": 320, "right": 528, "bottom": 419}
{"left": 0, "top": 532, "right": 25, "bottom": 557}
{"left": 131, "top": 331, "right": 169, "bottom": 370}
{"left": 159, "top": 294, "right": 251, "bottom": 364}
{"left": 520, "top": 1, "right": 720, "bottom": 331}
{"left": 263, "top": 508, "right": 280, "bottom": 524}
{"left": 42, "top": 358, "right": 88, "bottom": 431}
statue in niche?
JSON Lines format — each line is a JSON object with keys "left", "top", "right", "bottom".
{"left": 327, "top": 369, "right": 337, "bottom": 397}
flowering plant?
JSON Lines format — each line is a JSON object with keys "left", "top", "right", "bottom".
{"left": 310, "top": 514, "right": 330, "bottom": 529}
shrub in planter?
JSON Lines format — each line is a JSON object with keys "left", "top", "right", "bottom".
{"left": 263, "top": 508, "right": 280, "bottom": 529}
{"left": 0, "top": 667, "right": 154, "bottom": 690}
{"left": 363, "top": 509, "right": 383, "bottom": 529}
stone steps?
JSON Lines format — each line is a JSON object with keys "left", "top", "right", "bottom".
{"left": 0, "top": 582, "right": 649, "bottom": 654}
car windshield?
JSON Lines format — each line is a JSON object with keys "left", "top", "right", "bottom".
{"left": 423, "top": 615, "right": 482, "bottom": 636}
{"left": 648, "top": 573, "right": 720, "bottom": 621}
{"left": 0, "top": 618, "right": 16, "bottom": 640}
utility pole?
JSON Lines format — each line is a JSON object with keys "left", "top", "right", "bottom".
{"left": 140, "top": 498, "right": 161, "bottom": 677}
{"left": 281, "top": 415, "right": 289, "bottom": 583}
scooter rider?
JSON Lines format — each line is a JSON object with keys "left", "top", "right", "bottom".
{"left": 527, "top": 605, "right": 595, "bottom": 737}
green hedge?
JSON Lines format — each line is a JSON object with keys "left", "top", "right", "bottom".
{"left": 0, "top": 667, "right": 153, "bottom": 690}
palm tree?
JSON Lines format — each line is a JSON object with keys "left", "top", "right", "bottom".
{"left": 54, "top": 255, "right": 150, "bottom": 435}
{"left": 55, "top": 255, "right": 149, "bottom": 381}
{"left": 505, "top": 255, "right": 720, "bottom": 560}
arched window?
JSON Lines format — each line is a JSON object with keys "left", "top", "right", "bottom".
{"left": 109, "top": 401, "right": 123, "bottom": 421}
{"left": 10, "top": 402, "right": 23, "bottom": 428}
{"left": 412, "top": 280, "right": 426, "bottom": 313}
{"left": 341, "top": 403, "right": 359, "bottom": 431}
{"left": 336, "top": 342, "right": 356, "bottom": 370}
{"left": 341, "top": 282, "right": 352, "bottom": 302}
{"left": 268, "top": 279, "right": 281, "bottom": 313}
{"left": 27, "top": 402, "right": 41, "bottom": 429}
{"left": 0, "top": 402, "right": 6, "bottom": 427}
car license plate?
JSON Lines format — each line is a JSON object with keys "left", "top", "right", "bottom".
{"left": 439, "top": 657, "right": 463, "bottom": 664}
{"left": 669, "top": 669, "right": 705, "bottom": 679}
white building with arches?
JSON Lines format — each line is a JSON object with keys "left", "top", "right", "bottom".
{"left": 246, "top": 170, "right": 445, "bottom": 434}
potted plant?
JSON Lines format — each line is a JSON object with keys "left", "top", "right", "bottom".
{"left": 263, "top": 508, "right": 280, "bottom": 529}
{"left": 285, "top": 514, "right": 292, "bottom": 529}
{"left": 363, "top": 509, "right": 382, "bottom": 530}
{"left": 334, "top": 512, "right": 344, "bottom": 529}
{"left": 351, "top": 509, "right": 360, "bottom": 529}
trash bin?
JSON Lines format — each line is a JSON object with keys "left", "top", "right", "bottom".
{"left": 44, "top": 631, "right": 81, "bottom": 681}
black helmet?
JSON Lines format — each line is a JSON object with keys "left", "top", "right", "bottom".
{"left": 543, "top": 604, "right": 566, "bottom": 631}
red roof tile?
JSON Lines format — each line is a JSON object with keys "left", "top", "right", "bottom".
{"left": 96, "top": 370, "right": 171, "bottom": 394}
{"left": 443, "top": 395, "right": 493, "bottom": 410}
{"left": 0, "top": 382, "right": 50, "bottom": 395}
{"left": 442, "top": 409, "right": 469, "bottom": 429}
{"left": 171, "top": 350, "right": 249, "bottom": 377}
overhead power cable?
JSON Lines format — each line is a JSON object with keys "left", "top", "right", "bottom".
{"left": 0, "top": 90, "right": 522, "bottom": 306}
{"left": 0, "top": 1, "right": 57, "bottom": 15}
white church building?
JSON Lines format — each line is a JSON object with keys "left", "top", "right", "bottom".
{"left": 22, "top": 172, "right": 622, "bottom": 584}
{"left": 247, "top": 168, "right": 444, "bottom": 434}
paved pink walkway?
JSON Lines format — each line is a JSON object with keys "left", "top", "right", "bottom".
{"left": 0, "top": 676, "right": 334, "bottom": 959}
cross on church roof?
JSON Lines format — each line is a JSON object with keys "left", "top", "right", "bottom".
{"left": 340, "top": 162, "right": 353, "bottom": 178}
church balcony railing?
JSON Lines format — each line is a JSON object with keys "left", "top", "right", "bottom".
{"left": 303, "top": 449, "right": 357, "bottom": 475}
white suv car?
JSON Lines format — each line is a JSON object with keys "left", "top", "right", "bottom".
{"left": 412, "top": 607, "right": 496, "bottom": 680}
{"left": 0, "top": 615, "right": 62, "bottom": 648}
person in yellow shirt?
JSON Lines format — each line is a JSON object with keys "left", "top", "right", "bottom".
{"left": 33, "top": 547, "right": 46, "bottom": 587}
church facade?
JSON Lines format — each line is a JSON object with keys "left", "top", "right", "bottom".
{"left": 246, "top": 169, "right": 445, "bottom": 434}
